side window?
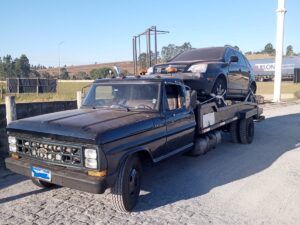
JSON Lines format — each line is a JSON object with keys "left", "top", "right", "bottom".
{"left": 236, "top": 52, "right": 247, "bottom": 67}
{"left": 224, "top": 49, "right": 235, "bottom": 63}
{"left": 243, "top": 55, "right": 252, "bottom": 69}
{"left": 165, "top": 84, "right": 185, "bottom": 111}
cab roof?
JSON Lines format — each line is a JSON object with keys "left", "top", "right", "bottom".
{"left": 93, "top": 75, "right": 184, "bottom": 83}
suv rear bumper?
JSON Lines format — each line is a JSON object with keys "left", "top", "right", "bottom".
{"left": 5, "top": 157, "right": 108, "bottom": 194}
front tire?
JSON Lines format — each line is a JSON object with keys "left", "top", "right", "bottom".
{"left": 247, "top": 82, "right": 257, "bottom": 103}
{"left": 111, "top": 155, "right": 142, "bottom": 212}
{"left": 212, "top": 77, "right": 227, "bottom": 106}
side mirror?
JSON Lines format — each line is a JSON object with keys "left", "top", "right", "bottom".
{"left": 230, "top": 56, "right": 238, "bottom": 63}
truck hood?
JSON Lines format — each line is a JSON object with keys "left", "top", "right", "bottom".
{"left": 7, "top": 108, "right": 160, "bottom": 144}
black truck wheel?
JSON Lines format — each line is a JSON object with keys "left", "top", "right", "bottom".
{"left": 111, "top": 155, "right": 142, "bottom": 212}
{"left": 31, "top": 178, "right": 54, "bottom": 188}
{"left": 239, "top": 117, "right": 254, "bottom": 144}
{"left": 229, "top": 120, "right": 240, "bottom": 143}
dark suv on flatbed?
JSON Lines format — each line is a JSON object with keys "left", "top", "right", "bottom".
{"left": 150, "top": 46, "right": 257, "bottom": 101}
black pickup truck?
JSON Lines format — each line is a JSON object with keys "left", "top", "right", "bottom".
{"left": 5, "top": 75, "right": 263, "bottom": 212}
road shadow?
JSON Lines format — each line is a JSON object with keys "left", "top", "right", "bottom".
{"left": 0, "top": 173, "right": 28, "bottom": 191}
{"left": 0, "top": 187, "right": 53, "bottom": 204}
{"left": 135, "top": 113, "right": 300, "bottom": 212}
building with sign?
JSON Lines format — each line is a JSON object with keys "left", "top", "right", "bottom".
{"left": 249, "top": 56, "right": 300, "bottom": 81}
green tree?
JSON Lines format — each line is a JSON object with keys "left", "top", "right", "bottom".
{"left": 263, "top": 43, "right": 275, "bottom": 55}
{"left": 161, "top": 42, "right": 193, "bottom": 62}
{"left": 59, "top": 67, "right": 70, "bottom": 80}
{"left": 0, "top": 57, "right": 5, "bottom": 80}
{"left": 15, "top": 54, "right": 30, "bottom": 78}
{"left": 3, "top": 55, "right": 15, "bottom": 78}
{"left": 90, "top": 67, "right": 112, "bottom": 79}
{"left": 74, "top": 71, "right": 90, "bottom": 80}
{"left": 286, "top": 45, "right": 294, "bottom": 56}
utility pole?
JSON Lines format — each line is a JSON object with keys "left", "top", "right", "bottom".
{"left": 273, "top": 0, "right": 287, "bottom": 102}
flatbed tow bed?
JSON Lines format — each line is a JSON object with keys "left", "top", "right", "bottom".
{"left": 197, "top": 101, "right": 263, "bottom": 134}
{"left": 186, "top": 96, "right": 264, "bottom": 156}
{"left": 5, "top": 75, "right": 264, "bottom": 212}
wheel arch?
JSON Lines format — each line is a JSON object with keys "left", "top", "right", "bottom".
{"left": 216, "top": 73, "right": 227, "bottom": 85}
{"left": 118, "top": 147, "right": 154, "bottom": 170}
{"left": 211, "top": 73, "right": 227, "bottom": 93}
{"left": 249, "top": 81, "right": 257, "bottom": 93}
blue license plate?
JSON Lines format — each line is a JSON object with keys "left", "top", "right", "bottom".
{"left": 31, "top": 166, "right": 51, "bottom": 182}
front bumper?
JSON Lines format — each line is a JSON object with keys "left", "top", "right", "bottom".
{"left": 183, "top": 76, "right": 214, "bottom": 95}
{"left": 5, "top": 157, "right": 108, "bottom": 194}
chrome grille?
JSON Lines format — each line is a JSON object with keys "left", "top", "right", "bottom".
{"left": 16, "top": 138, "right": 83, "bottom": 167}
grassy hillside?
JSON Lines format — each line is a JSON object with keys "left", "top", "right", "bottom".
{"left": 245, "top": 53, "right": 274, "bottom": 60}
{"left": 38, "top": 61, "right": 134, "bottom": 77}
{"left": 0, "top": 81, "right": 92, "bottom": 104}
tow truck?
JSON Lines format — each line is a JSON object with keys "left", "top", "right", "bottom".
{"left": 5, "top": 74, "right": 264, "bottom": 212}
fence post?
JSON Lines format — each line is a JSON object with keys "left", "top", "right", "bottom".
{"left": 5, "top": 95, "right": 17, "bottom": 124}
{"left": 36, "top": 77, "right": 39, "bottom": 96}
{"left": 17, "top": 78, "right": 20, "bottom": 96}
{"left": 77, "top": 91, "right": 82, "bottom": 109}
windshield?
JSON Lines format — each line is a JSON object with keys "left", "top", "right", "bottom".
{"left": 170, "top": 47, "right": 225, "bottom": 62}
{"left": 82, "top": 82, "right": 160, "bottom": 111}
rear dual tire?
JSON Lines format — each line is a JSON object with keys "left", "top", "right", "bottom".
{"left": 229, "top": 117, "right": 254, "bottom": 144}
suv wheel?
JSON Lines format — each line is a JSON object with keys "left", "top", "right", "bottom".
{"left": 212, "top": 77, "right": 227, "bottom": 106}
{"left": 111, "top": 155, "right": 142, "bottom": 212}
{"left": 212, "top": 78, "right": 227, "bottom": 96}
{"left": 247, "top": 83, "right": 257, "bottom": 103}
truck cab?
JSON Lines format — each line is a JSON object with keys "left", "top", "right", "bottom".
{"left": 5, "top": 76, "right": 197, "bottom": 211}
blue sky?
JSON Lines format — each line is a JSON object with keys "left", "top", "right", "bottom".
{"left": 0, "top": 0, "right": 299, "bottom": 66}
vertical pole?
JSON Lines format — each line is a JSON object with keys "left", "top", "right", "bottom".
{"left": 147, "top": 28, "right": 151, "bottom": 67}
{"left": 154, "top": 26, "right": 158, "bottom": 64}
{"left": 5, "top": 95, "right": 17, "bottom": 124}
{"left": 132, "top": 37, "right": 137, "bottom": 75}
{"left": 273, "top": 0, "right": 287, "bottom": 102}
{"left": 0, "top": 84, "right": 3, "bottom": 99}
{"left": 134, "top": 36, "right": 138, "bottom": 74}
{"left": 76, "top": 91, "right": 82, "bottom": 109}
{"left": 36, "top": 77, "right": 39, "bottom": 96}
{"left": 138, "top": 36, "right": 141, "bottom": 72}
{"left": 17, "top": 78, "right": 20, "bottom": 96}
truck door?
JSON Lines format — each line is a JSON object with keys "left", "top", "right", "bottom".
{"left": 162, "top": 82, "right": 195, "bottom": 157}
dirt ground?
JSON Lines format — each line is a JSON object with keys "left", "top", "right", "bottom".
{"left": 0, "top": 102, "right": 300, "bottom": 225}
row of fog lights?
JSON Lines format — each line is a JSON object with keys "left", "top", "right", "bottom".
{"left": 8, "top": 136, "right": 98, "bottom": 169}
